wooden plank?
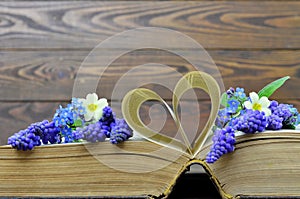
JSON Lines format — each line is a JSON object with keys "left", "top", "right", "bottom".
{"left": 0, "top": 50, "right": 299, "bottom": 100}
{"left": 0, "top": 1, "right": 299, "bottom": 49}
{"left": 1, "top": 99, "right": 300, "bottom": 146}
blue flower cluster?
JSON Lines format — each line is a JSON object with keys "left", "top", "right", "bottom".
{"left": 206, "top": 126, "right": 235, "bottom": 164}
{"left": 7, "top": 120, "right": 61, "bottom": 151}
{"left": 232, "top": 110, "right": 267, "bottom": 133}
{"left": 8, "top": 96, "right": 133, "bottom": 150}
{"left": 73, "top": 106, "right": 133, "bottom": 144}
{"left": 215, "top": 87, "right": 247, "bottom": 129}
{"left": 99, "top": 106, "right": 116, "bottom": 137}
{"left": 207, "top": 86, "right": 300, "bottom": 164}
{"left": 110, "top": 118, "right": 133, "bottom": 144}
{"left": 73, "top": 122, "right": 106, "bottom": 142}
{"left": 40, "top": 120, "right": 61, "bottom": 144}
{"left": 266, "top": 114, "right": 283, "bottom": 130}
{"left": 269, "top": 101, "right": 298, "bottom": 129}
{"left": 52, "top": 98, "right": 86, "bottom": 143}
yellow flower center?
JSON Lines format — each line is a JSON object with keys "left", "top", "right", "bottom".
{"left": 88, "top": 104, "right": 98, "bottom": 112}
{"left": 253, "top": 103, "right": 262, "bottom": 111}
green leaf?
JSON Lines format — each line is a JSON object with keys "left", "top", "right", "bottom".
{"left": 283, "top": 124, "right": 296, "bottom": 130}
{"left": 74, "top": 119, "right": 83, "bottom": 127}
{"left": 220, "top": 92, "right": 228, "bottom": 107}
{"left": 258, "top": 76, "right": 290, "bottom": 98}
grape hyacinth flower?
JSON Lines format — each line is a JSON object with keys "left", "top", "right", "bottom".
{"left": 269, "top": 101, "right": 299, "bottom": 128}
{"left": 232, "top": 110, "right": 267, "bottom": 133}
{"left": 37, "top": 120, "right": 61, "bottom": 144}
{"left": 8, "top": 129, "right": 41, "bottom": 151}
{"left": 73, "top": 122, "right": 106, "bottom": 143}
{"left": 7, "top": 120, "right": 61, "bottom": 150}
{"left": 99, "top": 106, "right": 116, "bottom": 137}
{"left": 110, "top": 118, "right": 133, "bottom": 144}
{"left": 206, "top": 126, "right": 235, "bottom": 164}
{"left": 266, "top": 114, "right": 283, "bottom": 130}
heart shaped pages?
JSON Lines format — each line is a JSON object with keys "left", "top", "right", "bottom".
{"left": 122, "top": 71, "right": 220, "bottom": 159}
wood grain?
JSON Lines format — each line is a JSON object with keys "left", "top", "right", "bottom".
{"left": 0, "top": 1, "right": 299, "bottom": 49}
{"left": 0, "top": 50, "right": 299, "bottom": 101}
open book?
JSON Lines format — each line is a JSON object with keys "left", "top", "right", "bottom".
{"left": 1, "top": 71, "right": 300, "bottom": 198}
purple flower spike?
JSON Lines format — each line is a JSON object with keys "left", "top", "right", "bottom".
{"left": 110, "top": 119, "right": 133, "bottom": 144}
{"left": 7, "top": 120, "right": 60, "bottom": 151}
{"left": 73, "top": 122, "right": 106, "bottom": 143}
{"left": 232, "top": 110, "right": 267, "bottom": 133}
{"left": 206, "top": 126, "right": 235, "bottom": 164}
{"left": 98, "top": 106, "right": 116, "bottom": 137}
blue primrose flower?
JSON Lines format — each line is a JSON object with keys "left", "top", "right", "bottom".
{"left": 234, "top": 87, "right": 246, "bottom": 99}
{"left": 227, "top": 99, "right": 240, "bottom": 113}
{"left": 215, "top": 109, "right": 231, "bottom": 128}
{"left": 61, "top": 126, "right": 74, "bottom": 143}
{"left": 53, "top": 105, "right": 74, "bottom": 128}
{"left": 71, "top": 98, "right": 86, "bottom": 121}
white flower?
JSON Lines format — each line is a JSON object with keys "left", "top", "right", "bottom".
{"left": 244, "top": 92, "right": 271, "bottom": 116}
{"left": 80, "top": 93, "right": 108, "bottom": 121}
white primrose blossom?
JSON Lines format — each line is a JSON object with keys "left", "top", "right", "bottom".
{"left": 244, "top": 92, "right": 271, "bottom": 116}
{"left": 80, "top": 93, "right": 108, "bottom": 121}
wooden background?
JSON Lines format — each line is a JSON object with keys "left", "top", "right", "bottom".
{"left": 0, "top": 1, "right": 299, "bottom": 198}
{"left": 0, "top": 0, "right": 299, "bottom": 148}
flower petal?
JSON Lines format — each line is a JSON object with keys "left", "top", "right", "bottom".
{"left": 261, "top": 108, "right": 271, "bottom": 116}
{"left": 249, "top": 92, "right": 259, "bottom": 103}
{"left": 82, "top": 100, "right": 88, "bottom": 107}
{"left": 97, "top": 98, "right": 108, "bottom": 108}
{"left": 259, "top": 96, "right": 270, "bottom": 108}
{"left": 86, "top": 93, "right": 98, "bottom": 104}
{"left": 84, "top": 111, "right": 94, "bottom": 121}
{"left": 94, "top": 110, "right": 103, "bottom": 121}
{"left": 244, "top": 101, "right": 253, "bottom": 109}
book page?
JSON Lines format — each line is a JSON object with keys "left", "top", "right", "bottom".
{"left": 122, "top": 71, "right": 221, "bottom": 159}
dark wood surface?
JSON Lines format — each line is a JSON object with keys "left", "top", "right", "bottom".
{"left": 0, "top": 1, "right": 299, "bottom": 198}
{"left": 0, "top": 50, "right": 299, "bottom": 101}
{"left": 1, "top": 0, "right": 299, "bottom": 146}
{"left": 0, "top": 1, "right": 299, "bottom": 49}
